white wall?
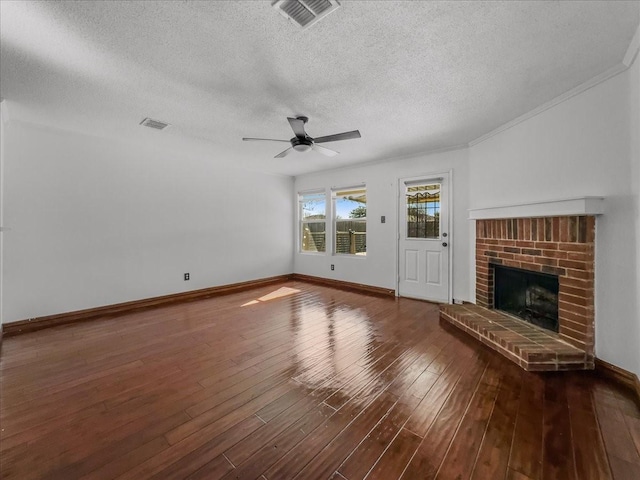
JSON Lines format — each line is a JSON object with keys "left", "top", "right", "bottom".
{"left": 294, "top": 148, "right": 471, "bottom": 302}
{"left": 469, "top": 61, "right": 640, "bottom": 377}
{"left": 0, "top": 101, "right": 6, "bottom": 328}
{"left": 2, "top": 118, "right": 294, "bottom": 323}
{"left": 630, "top": 51, "right": 640, "bottom": 380}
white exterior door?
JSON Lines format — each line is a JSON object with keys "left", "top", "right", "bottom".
{"left": 398, "top": 175, "right": 450, "bottom": 302}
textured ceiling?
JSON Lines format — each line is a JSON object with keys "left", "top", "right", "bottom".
{"left": 1, "top": 1, "right": 638, "bottom": 176}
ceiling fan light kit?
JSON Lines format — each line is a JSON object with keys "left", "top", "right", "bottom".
{"left": 243, "top": 115, "right": 361, "bottom": 159}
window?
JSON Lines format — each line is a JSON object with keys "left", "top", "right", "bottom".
{"left": 333, "top": 186, "right": 366, "bottom": 255}
{"left": 406, "top": 182, "right": 440, "bottom": 239}
{"left": 299, "top": 191, "right": 326, "bottom": 253}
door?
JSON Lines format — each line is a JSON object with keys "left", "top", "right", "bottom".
{"left": 398, "top": 175, "right": 450, "bottom": 302}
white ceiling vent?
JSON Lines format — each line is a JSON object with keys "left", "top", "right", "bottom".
{"left": 139, "top": 117, "right": 170, "bottom": 130}
{"left": 272, "top": 0, "right": 341, "bottom": 29}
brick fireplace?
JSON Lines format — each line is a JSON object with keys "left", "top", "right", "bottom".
{"left": 475, "top": 215, "right": 595, "bottom": 355}
{"left": 440, "top": 198, "right": 602, "bottom": 371}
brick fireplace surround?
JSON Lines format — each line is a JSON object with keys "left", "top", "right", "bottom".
{"left": 441, "top": 214, "right": 596, "bottom": 371}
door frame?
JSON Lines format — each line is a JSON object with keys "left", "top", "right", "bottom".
{"left": 395, "top": 170, "right": 453, "bottom": 303}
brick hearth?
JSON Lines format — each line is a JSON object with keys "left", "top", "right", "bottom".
{"left": 440, "top": 304, "right": 591, "bottom": 371}
{"left": 441, "top": 214, "right": 596, "bottom": 371}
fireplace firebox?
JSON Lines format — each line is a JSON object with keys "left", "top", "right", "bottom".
{"left": 494, "top": 265, "right": 559, "bottom": 332}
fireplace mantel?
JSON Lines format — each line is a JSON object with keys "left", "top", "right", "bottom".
{"left": 469, "top": 196, "right": 604, "bottom": 220}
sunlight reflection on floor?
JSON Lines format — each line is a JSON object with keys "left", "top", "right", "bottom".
{"left": 241, "top": 286, "right": 301, "bottom": 307}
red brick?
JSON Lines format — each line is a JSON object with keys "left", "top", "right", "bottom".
{"left": 559, "top": 217, "right": 569, "bottom": 242}
{"left": 541, "top": 266, "right": 566, "bottom": 276}
{"left": 560, "top": 277, "right": 593, "bottom": 289}
{"left": 559, "top": 301, "right": 587, "bottom": 316}
{"left": 586, "top": 216, "right": 595, "bottom": 243}
{"left": 520, "top": 262, "right": 543, "bottom": 272}
{"left": 514, "top": 254, "right": 536, "bottom": 264}
{"left": 559, "top": 293, "right": 589, "bottom": 307}
{"left": 558, "top": 316, "right": 589, "bottom": 334}
{"left": 515, "top": 240, "right": 536, "bottom": 248}
{"left": 559, "top": 326, "right": 588, "bottom": 343}
{"left": 537, "top": 218, "right": 545, "bottom": 241}
{"left": 545, "top": 218, "right": 553, "bottom": 241}
{"left": 523, "top": 219, "right": 531, "bottom": 240}
{"left": 569, "top": 217, "right": 579, "bottom": 242}
{"left": 502, "top": 260, "right": 522, "bottom": 269}
{"left": 476, "top": 265, "right": 489, "bottom": 275}
{"left": 552, "top": 217, "right": 560, "bottom": 242}
{"left": 565, "top": 269, "right": 594, "bottom": 280}
{"left": 561, "top": 285, "right": 592, "bottom": 299}
{"left": 567, "top": 252, "right": 593, "bottom": 262}
{"left": 559, "top": 259, "right": 589, "bottom": 270}
{"left": 535, "top": 242, "right": 557, "bottom": 250}
{"left": 534, "top": 257, "right": 558, "bottom": 266}
{"left": 542, "top": 249, "right": 568, "bottom": 259}
{"left": 558, "top": 243, "right": 591, "bottom": 252}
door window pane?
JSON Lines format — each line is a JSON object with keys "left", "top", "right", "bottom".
{"left": 406, "top": 183, "right": 440, "bottom": 239}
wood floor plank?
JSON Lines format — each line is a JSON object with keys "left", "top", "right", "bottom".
{"left": 148, "top": 416, "right": 264, "bottom": 480}
{"left": 291, "top": 390, "right": 399, "bottom": 479}
{"left": 366, "top": 427, "right": 423, "bottom": 480}
{"left": 507, "top": 371, "right": 545, "bottom": 480}
{"left": 221, "top": 402, "right": 336, "bottom": 480}
{"left": 470, "top": 362, "right": 523, "bottom": 480}
{"left": 435, "top": 361, "right": 502, "bottom": 479}
{"left": 541, "top": 375, "right": 576, "bottom": 480}
{"left": 337, "top": 393, "right": 424, "bottom": 480}
{"left": 1, "top": 280, "right": 637, "bottom": 480}
{"left": 399, "top": 353, "right": 490, "bottom": 479}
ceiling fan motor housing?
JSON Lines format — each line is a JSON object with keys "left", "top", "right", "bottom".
{"left": 292, "top": 136, "right": 313, "bottom": 152}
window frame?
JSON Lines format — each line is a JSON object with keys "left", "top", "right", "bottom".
{"left": 332, "top": 185, "right": 367, "bottom": 257}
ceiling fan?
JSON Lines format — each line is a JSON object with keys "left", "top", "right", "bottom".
{"left": 243, "top": 116, "right": 361, "bottom": 158}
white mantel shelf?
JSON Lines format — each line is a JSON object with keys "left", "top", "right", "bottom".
{"left": 468, "top": 197, "right": 605, "bottom": 220}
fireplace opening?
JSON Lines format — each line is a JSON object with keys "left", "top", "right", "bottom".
{"left": 493, "top": 265, "right": 559, "bottom": 332}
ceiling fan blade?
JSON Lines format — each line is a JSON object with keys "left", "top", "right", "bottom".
{"left": 287, "top": 117, "right": 307, "bottom": 138}
{"left": 242, "top": 137, "right": 290, "bottom": 142}
{"left": 274, "top": 147, "right": 294, "bottom": 158}
{"left": 313, "top": 130, "right": 361, "bottom": 144}
{"left": 312, "top": 144, "right": 339, "bottom": 157}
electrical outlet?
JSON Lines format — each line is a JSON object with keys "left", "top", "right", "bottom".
{"left": 330, "top": 264, "right": 334, "bottom": 271}
{"left": 184, "top": 273, "right": 190, "bottom": 281}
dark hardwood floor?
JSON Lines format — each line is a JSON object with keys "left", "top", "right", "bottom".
{"left": 1, "top": 280, "right": 639, "bottom": 480}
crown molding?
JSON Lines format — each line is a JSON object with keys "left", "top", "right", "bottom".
{"left": 470, "top": 24, "right": 640, "bottom": 148}
{"left": 294, "top": 143, "right": 468, "bottom": 179}
{"left": 623, "top": 23, "right": 640, "bottom": 67}
{"left": 468, "top": 63, "right": 628, "bottom": 148}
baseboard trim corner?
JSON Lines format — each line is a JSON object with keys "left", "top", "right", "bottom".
{"left": 3, "top": 274, "right": 293, "bottom": 337}
{"left": 595, "top": 358, "right": 640, "bottom": 404}
{"left": 292, "top": 273, "right": 395, "bottom": 297}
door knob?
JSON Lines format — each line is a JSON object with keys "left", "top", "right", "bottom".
{"left": 442, "top": 242, "right": 448, "bottom": 247}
